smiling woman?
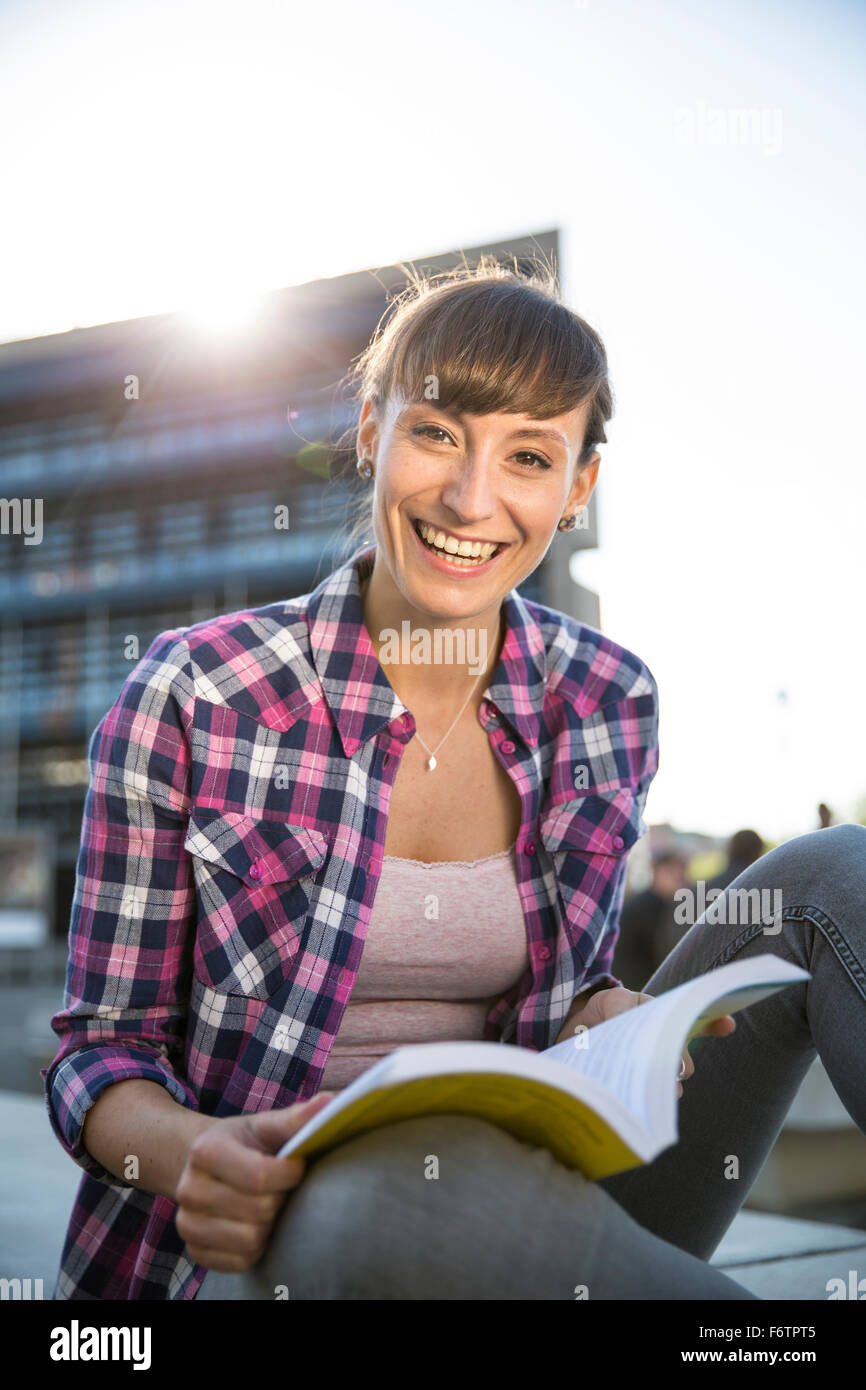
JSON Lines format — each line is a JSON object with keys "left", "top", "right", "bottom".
{"left": 46, "top": 253, "right": 866, "bottom": 1305}
{"left": 330, "top": 259, "right": 615, "bottom": 855}
{"left": 334, "top": 253, "right": 612, "bottom": 572}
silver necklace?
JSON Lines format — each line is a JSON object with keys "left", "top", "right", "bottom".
{"left": 412, "top": 617, "right": 502, "bottom": 771}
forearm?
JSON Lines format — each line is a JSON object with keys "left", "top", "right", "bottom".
{"left": 82, "top": 1078, "right": 216, "bottom": 1202}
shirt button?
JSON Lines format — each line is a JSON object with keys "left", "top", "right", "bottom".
{"left": 613, "top": 835, "right": 624, "bottom": 850}
{"left": 383, "top": 753, "right": 391, "bottom": 767}
{"left": 500, "top": 739, "right": 515, "bottom": 755}
{"left": 537, "top": 945, "right": 551, "bottom": 961}
{"left": 248, "top": 861, "right": 262, "bottom": 880}
{"left": 524, "top": 841, "right": 536, "bottom": 856}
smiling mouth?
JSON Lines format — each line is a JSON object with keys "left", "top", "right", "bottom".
{"left": 412, "top": 517, "right": 505, "bottom": 566}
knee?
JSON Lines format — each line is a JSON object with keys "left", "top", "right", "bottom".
{"left": 820, "top": 823, "right": 866, "bottom": 897}
{"left": 799, "top": 822, "right": 866, "bottom": 857}
{"left": 739, "top": 823, "right": 866, "bottom": 905}
{"left": 308, "top": 1113, "right": 503, "bottom": 1189}
{"left": 260, "top": 1114, "right": 513, "bottom": 1297}
{"left": 820, "top": 821, "right": 866, "bottom": 858}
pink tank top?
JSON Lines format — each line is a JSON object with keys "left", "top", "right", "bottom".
{"left": 319, "top": 844, "right": 529, "bottom": 1091}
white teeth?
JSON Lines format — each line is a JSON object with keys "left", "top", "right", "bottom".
{"left": 416, "top": 520, "right": 498, "bottom": 563}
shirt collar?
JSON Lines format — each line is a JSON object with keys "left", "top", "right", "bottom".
{"left": 306, "top": 544, "right": 547, "bottom": 759}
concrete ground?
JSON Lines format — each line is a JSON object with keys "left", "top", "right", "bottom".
{"left": 1, "top": 1090, "right": 82, "bottom": 1290}
{"left": 710, "top": 1210, "right": 866, "bottom": 1299}
{"left": 3, "top": 1088, "right": 865, "bottom": 1300}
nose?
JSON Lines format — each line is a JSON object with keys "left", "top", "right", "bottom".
{"left": 439, "top": 453, "right": 498, "bottom": 524}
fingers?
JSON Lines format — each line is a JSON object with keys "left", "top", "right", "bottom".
{"left": 182, "top": 1245, "right": 261, "bottom": 1275}
{"left": 176, "top": 1206, "right": 283, "bottom": 1268}
{"left": 188, "top": 1123, "right": 308, "bottom": 1196}
{"left": 714, "top": 1014, "right": 737, "bottom": 1034}
{"left": 248, "top": 1093, "right": 335, "bottom": 1150}
{"left": 678, "top": 1013, "right": 736, "bottom": 1094}
{"left": 593, "top": 988, "right": 645, "bottom": 1020}
{"left": 701, "top": 1013, "right": 737, "bottom": 1037}
{"left": 676, "top": 1045, "right": 696, "bottom": 1090}
{"left": 175, "top": 1167, "right": 285, "bottom": 1226}
{"left": 187, "top": 1095, "right": 333, "bottom": 1197}
{"left": 175, "top": 1097, "right": 336, "bottom": 1276}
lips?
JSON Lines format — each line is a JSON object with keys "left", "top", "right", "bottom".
{"left": 409, "top": 516, "right": 508, "bottom": 575}
{"left": 412, "top": 517, "right": 504, "bottom": 560}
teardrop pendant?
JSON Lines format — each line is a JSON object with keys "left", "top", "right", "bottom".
{"left": 427, "top": 754, "right": 437, "bottom": 771}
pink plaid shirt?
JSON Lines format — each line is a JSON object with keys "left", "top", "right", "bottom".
{"left": 43, "top": 543, "right": 659, "bottom": 1299}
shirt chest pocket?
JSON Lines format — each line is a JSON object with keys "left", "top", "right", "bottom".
{"left": 538, "top": 788, "right": 645, "bottom": 956}
{"left": 183, "top": 807, "right": 328, "bottom": 1000}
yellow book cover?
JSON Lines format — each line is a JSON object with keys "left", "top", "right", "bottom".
{"left": 278, "top": 955, "right": 809, "bottom": 1180}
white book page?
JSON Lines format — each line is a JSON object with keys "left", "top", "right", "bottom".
{"left": 543, "top": 989, "right": 685, "bottom": 1135}
{"left": 542, "top": 955, "right": 810, "bottom": 1139}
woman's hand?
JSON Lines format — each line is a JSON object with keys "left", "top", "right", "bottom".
{"left": 557, "top": 987, "right": 736, "bottom": 1098}
{"left": 174, "top": 1092, "right": 335, "bottom": 1273}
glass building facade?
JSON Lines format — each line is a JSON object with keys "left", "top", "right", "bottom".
{"left": 0, "top": 230, "right": 598, "bottom": 946}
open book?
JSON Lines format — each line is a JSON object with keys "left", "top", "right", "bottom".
{"left": 278, "top": 955, "right": 810, "bottom": 1180}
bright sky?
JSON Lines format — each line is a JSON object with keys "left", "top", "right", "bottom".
{"left": 2, "top": 0, "right": 864, "bottom": 843}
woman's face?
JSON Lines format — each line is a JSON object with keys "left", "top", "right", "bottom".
{"left": 357, "top": 393, "right": 601, "bottom": 622}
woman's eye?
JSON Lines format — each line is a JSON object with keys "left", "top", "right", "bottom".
{"left": 413, "top": 426, "right": 551, "bottom": 471}
{"left": 413, "top": 425, "right": 451, "bottom": 443}
{"left": 514, "top": 451, "right": 552, "bottom": 471}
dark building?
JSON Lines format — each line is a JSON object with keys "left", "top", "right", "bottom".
{"left": 0, "top": 230, "right": 599, "bottom": 961}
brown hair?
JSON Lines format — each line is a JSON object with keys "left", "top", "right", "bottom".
{"left": 328, "top": 251, "right": 614, "bottom": 563}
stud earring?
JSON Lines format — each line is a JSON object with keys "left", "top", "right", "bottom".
{"left": 356, "top": 456, "right": 373, "bottom": 479}
{"left": 557, "top": 512, "right": 578, "bottom": 531}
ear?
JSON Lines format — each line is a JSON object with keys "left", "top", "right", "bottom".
{"left": 566, "top": 451, "right": 601, "bottom": 513}
{"left": 356, "top": 397, "right": 381, "bottom": 459}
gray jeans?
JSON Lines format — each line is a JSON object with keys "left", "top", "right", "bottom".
{"left": 197, "top": 823, "right": 866, "bottom": 1299}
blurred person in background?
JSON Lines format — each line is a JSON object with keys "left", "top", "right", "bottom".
{"left": 706, "top": 828, "right": 765, "bottom": 893}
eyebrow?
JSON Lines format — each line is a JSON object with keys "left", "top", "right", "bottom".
{"left": 406, "top": 403, "right": 569, "bottom": 450}
{"left": 504, "top": 425, "right": 569, "bottom": 449}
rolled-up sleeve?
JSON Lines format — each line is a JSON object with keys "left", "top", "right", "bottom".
{"left": 42, "top": 628, "right": 199, "bottom": 1186}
